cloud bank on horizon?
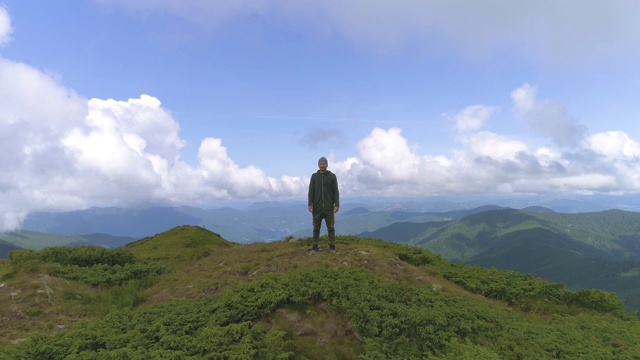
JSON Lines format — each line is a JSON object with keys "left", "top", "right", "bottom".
{"left": 1, "top": 2, "right": 640, "bottom": 231}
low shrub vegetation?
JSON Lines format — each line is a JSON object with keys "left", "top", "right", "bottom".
{"left": 1, "top": 230, "right": 639, "bottom": 359}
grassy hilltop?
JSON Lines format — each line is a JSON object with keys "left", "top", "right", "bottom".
{"left": 1, "top": 226, "right": 640, "bottom": 359}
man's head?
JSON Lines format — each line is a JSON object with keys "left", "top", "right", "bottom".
{"left": 318, "top": 157, "right": 328, "bottom": 172}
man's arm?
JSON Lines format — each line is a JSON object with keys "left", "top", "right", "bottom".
{"left": 308, "top": 174, "right": 315, "bottom": 212}
{"left": 333, "top": 174, "right": 340, "bottom": 213}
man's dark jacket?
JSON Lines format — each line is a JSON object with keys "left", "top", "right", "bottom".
{"left": 308, "top": 170, "right": 340, "bottom": 212}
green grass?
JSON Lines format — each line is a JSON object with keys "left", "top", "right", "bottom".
{"left": 1, "top": 226, "right": 639, "bottom": 359}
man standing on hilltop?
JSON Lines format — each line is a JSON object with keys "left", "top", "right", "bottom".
{"left": 308, "top": 156, "right": 340, "bottom": 253}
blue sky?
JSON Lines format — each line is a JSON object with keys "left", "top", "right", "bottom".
{"left": 1, "top": 1, "right": 640, "bottom": 230}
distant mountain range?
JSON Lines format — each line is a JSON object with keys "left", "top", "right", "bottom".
{"left": 361, "top": 208, "right": 640, "bottom": 313}
{"left": 0, "top": 230, "right": 136, "bottom": 254}
{"left": 0, "top": 239, "right": 22, "bottom": 259}
{"left": 18, "top": 192, "right": 640, "bottom": 243}
{"left": 19, "top": 205, "right": 310, "bottom": 244}
{"left": 6, "top": 200, "right": 640, "bottom": 313}
{"left": 18, "top": 203, "right": 521, "bottom": 244}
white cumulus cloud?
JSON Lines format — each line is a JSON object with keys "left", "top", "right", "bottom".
{"left": 451, "top": 104, "right": 498, "bottom": 132}
{"left": 326, "top": 82, "right": 640, "bottom": 198}
{"left": 5, "top": 46, "right": 640, "bottom": 230}
{"left": 586, "top": 131, "right": 640, "bottom": 159}
{"left": 511, "top": 83, "right": 586, "bottom": 147}
{"left": 356, "top": 127, "right": 421, "bottom": 182}
{"left": 465, "top": 131, "right": 528, "bottom": 161}
{"left": 198, "top": 137, "right": 273, "bottom": 198}
{"left": 0, "top": 58, "right": 305, "bottom": 232}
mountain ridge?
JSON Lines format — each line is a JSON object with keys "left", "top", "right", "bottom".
{"left": 13, "top": 197, "right": 618, "bottom": 243}
{"left": 363, "top": 208, "right": 640, "bottom": 313}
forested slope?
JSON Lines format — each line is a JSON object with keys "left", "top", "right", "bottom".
{"left": 364, "top": 208, "right": 640, "bottom": 314}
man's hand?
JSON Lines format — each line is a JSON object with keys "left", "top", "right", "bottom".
{"left": 308, "top": 205, "right": 313, "bottom": 213}
{"left": 334, "top": 206, "right": 339, "bottom": 213}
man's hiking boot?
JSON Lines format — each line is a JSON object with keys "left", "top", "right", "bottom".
{"left": 329, "top": 244, "right": 336, "bottom": 253}
{"left": 309, "top": 244, "right": 320, "bottom": 254}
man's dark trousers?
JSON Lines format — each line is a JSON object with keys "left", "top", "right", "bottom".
{"left": 312, "top": 210, "right": 335, "bottom": 247}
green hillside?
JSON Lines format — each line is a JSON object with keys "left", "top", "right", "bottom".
{"left": 423, "top": 208, "right": 640, "bottom": 260}
{"left": 0, "top": 230, "right": 90, "bottom": 251}
{"left": 528, "top": 209, "right": 640, "bottom": 259}
{"left": 1, "top": 226, "right": 640, "bottom": 359}
{"left": 0, "top": 230, "right": 137, "bottom": 257}
{"left": 391, "top": 209, "right": 640, "bottom": 313}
